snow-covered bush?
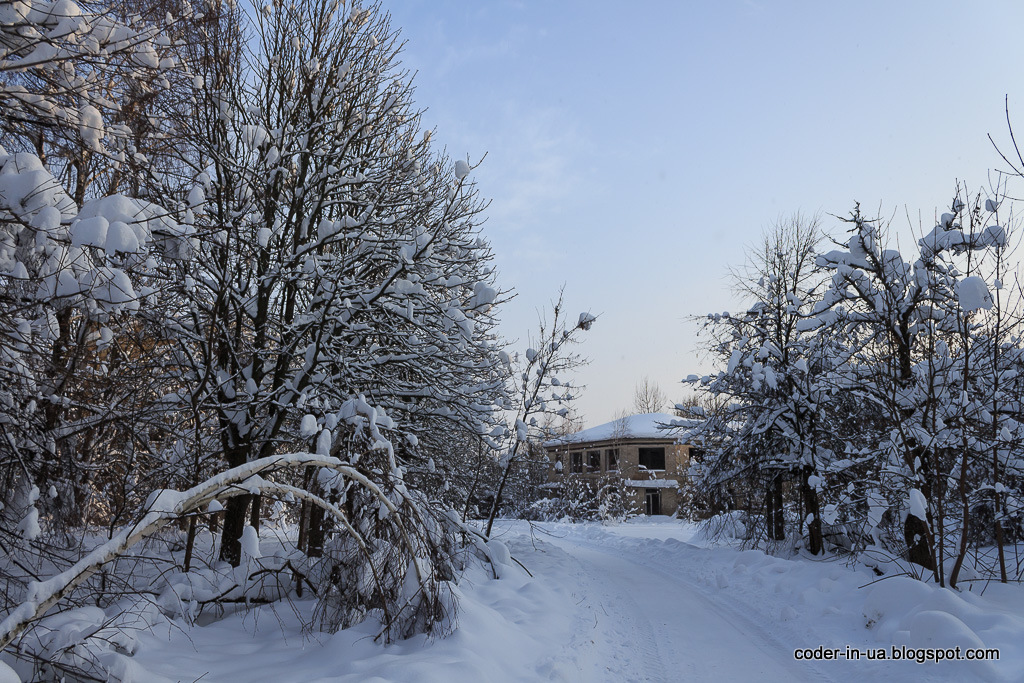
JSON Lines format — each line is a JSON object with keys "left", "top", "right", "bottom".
{"left": 519, "top": 475, "right": 634, "bottom": 524}
{"left": 596, "top": 477, "right": 634, "bottom": 525}
{"left": 696, "top": 510, "right": 753, "bottom": 542}
{"left": 519, "top": 496, "right": 568, "bottom": 522}
{"left": 561, "top": 474, "right": 600, "bottom": 521}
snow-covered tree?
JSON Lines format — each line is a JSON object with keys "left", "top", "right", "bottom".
{"left": 99, "top": 0, "right": 520, "bottom": 641}
{"left": 484, "top": 295, "right": 594, "bottom": 535}
{"left": 0, "top": 0, "right": 525, "bottom": 660}
{"left": 808, "top": 193, "right": 1017, "bottom": 580}
{"left": 141, "top": 0, "right": 505, "bottom": 570}
{"left": 0, "top": 0, "right": 189, "bottom": 533}
{"left": 686, "top": 197, "right": 1024, "bottom": 582}
{"left": 686, "top": 216, "right": 835, "bottom": 552}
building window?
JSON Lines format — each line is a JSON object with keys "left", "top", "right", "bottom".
{"left": 571, "top": 452, "right": 583, "bottom": 473}
{"left": 606, "top": 448, "right": 618, "bottom": 471}
{"left": 587, "top": 450, "right": 601, "bottom": 472}
{"left": 638, "top": 447, "right": 665, "bottom": 470}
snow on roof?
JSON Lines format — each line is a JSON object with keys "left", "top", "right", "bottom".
{"left": 623, "top": 479, "right": 680, "bottom": 489}
{"left": 543, "top": 413, "right": 689, "bottom": 447}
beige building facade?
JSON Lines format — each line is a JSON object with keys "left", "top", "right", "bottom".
{"left": 543, "top": 413, "right": 692, "bottom": 516}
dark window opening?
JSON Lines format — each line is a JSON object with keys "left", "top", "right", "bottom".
{"left": 606, "top": 448, "right": 618, "bottom": 471}
{"left": 571, "top": 452, "right": 583, "bottom": 473}
{"left": 638, "top": 447, "right": 666, "bottom": 470}
{"left": 587, "top": 450, "right": 601, "bottom": 472}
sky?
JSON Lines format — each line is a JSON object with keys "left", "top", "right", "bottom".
{"left": 381, "top": 0, "right": 1024, "bottom": 427}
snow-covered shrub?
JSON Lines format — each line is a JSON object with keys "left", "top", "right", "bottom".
{"left": 519, "top": 476, "right": 634, "bottom": 524}
{"left": 697, "top": 511, "right": 753, "bottom": 542}
{"left": 519, "top": 497, "right": 568, "bottom": 522}
{"left": 561, "top": 474, "right": 600, "bottom": 522}
{"left": 517, "top": 476, "right": 596, "bottom": 522}
{"left": 311, "top": 473, "right": 457, "bottom": 640}
{"left": 596, "top": 477, "right": 634, "bottom": 525}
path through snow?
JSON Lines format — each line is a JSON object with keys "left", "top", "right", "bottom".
{"left": 124, "top": 519, "right": 1019, "bottom": 682}
{"left": 536, "top": 534, "right": 824, "bottom": 681}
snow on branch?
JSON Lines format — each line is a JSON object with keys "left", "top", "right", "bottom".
{"left": 0, "top": 451, "right": 434, "bottom": 653}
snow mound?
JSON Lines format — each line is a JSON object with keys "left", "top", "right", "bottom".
{"left": 901, "top": 610, "right": 986, "bottom": 651}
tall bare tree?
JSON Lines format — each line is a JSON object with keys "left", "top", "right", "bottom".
{"left": 633, "top": 376, "right": 668, "bottom": 414}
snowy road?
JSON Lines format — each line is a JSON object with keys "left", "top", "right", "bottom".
{"left": 129, "top": 519, "right": 1015, "bottom": 682}
{"left": 536, "top": 533, "right": 824, "bottom": 681}
{"left": 487, "top": 521, "right": 999, "bottom": 682}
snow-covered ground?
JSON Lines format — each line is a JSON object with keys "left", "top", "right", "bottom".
{"left": 112, "top": 519, "right": 1024, "bottom": 682}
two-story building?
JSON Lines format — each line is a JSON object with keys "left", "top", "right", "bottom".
{"left": 542, "top": 412, "right": 692, "bottom": 516}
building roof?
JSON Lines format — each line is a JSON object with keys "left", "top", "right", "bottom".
{"left": 543, "top": 412, "right": 689, "bottom": 448}
{"left": 623, "top": 479, "right": 681, "bottom": 488}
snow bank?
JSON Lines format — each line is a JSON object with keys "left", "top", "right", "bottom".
{"left": 129, "top": 537, "right": 573, "bottom": 683}
{"left": 0, "top": 661, "right": 18, "bottom": 683}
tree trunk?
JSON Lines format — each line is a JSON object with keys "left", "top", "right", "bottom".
{"left": 764, "top": 486, "right": 775, "bottom": 540}
{"left": 801, "top": 468, "right": 823, "bottom": 555}
{"left": 485, "top": 457, "right": 515, "bottom": 537}
{"left": 296, "top": 466, "right": 314, "bottom": 553}
{"left": 993, "top": 446, "right": 1008, "bottom": 583}
{"left": 462, "top": 440, "right": 485, "bottom": 522}
{"left": 249, "top": 493, "right": 262, "bottom": 533}
{"left": 949, "top": 449, "right": 970, "bottom": 588}
{"left": 217, "top": 437, "right": 250, "bottom": 565}
{"left": 307, "top": 504, "right": 326, "bottom": 557}
{"left": 994, "top": 516, "right": 1008, "bottom": 583}
{"left": 183, "top": 516, "right": 197, "bottom": 572}
{"left": 903, "top": 443, "right": 936, "bottom": 573}
{"left": 904, "top": 513, "right": 935, "bottom": 571}
{"left": 297, "top": 499, "right": 309, "bottom": 553}
{"left": 219, "top": 495, "right": 250, "bottom": 566}
{"left": 765, "top": 475, "right": 785, "bottom": 541}
{"left": 771, "top": 475, "right": 785, "bottom": 541}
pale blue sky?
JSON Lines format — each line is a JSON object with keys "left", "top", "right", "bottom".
{"left": 383, "top": 0, "right": 1024, "bottom": 425}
